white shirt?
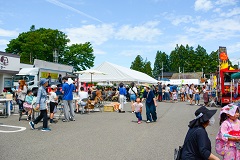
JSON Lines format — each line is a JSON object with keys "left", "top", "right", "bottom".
{"left": 49, "top": 92, "right": 57, "bottom": 103}
{"left": 79, "top": 91, "right": 89, "bottom": 101}
{"left": 128, "top": 87, "right": 137, "bottom": 95}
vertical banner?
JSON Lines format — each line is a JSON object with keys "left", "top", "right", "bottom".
{"left": 219, "top": 46, "right": 228, "bottom": 70}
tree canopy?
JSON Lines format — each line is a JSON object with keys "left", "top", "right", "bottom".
{"left": 132, "top": 44, "right": 233, "bottom": 79}
{"left": 5, "top": 25, "right": 95, "bottom": 71}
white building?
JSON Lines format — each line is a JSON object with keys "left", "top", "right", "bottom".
{"left": 0, "top": 51, "right": 32, "bottom": 93}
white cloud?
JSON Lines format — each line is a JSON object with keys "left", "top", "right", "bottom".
{"left": 215, "top": 0, "right": 238, "bottom": 6}
{"left": 171, "top": 15, "right": 193, "bottom": 26}
{"left": 0, "top": 28, "right": 18, "bottom": 37}
{"left": 93, "top": 48, "right": 107, "bottom": 55}
{"left": 115, "top": 21, "right": 162, "bottom": 42}
{"left": 0, "top": 39, "right": 9, "bottom": 45}
{"left": 194, "top": 0, "right": 213, "bottom": 11}
{"left": 220, "top": 7, "right": 240, "bottom": 17}
{"left": 119, "top": 50, "right": 144, "bottom": 57}
{"left": 186, "top": 18, "right": 240, "bottom": 40}
{"left": 63, "top": 24, "right": 114, "bottom": 45}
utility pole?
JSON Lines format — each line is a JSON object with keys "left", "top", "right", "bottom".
{"left": 183, "top": 67, "right": 184, "bottom": 79}
{"left": 162, "top": 62, "right": 163, "bottom": 79}
{"left": 179, "top": 67, "right": 181, "bottom": 79}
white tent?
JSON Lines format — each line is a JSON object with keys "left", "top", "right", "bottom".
{"left": 78, "top": 62, "right": 158, "bottom": 84}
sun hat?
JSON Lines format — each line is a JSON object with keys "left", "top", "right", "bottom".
{"left": 142, "top": 83, "right": 150, "bottom": 88}
{"left": 51, "top": 85, "right": 57, "bottom": 89}
{"left": 219, "top": 103, "right": 239, "bottom": 118}
{"left": 39, "top": 78, "right": 48, "bottom": 85}
{"left": 188, "top": 106, "right": 217, "bottom": 128}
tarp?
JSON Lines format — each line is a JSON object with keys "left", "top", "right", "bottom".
{"left": 231, "top": 72, "right": 240, "bottom": 79}
{"left": 78, "top": 62, "right": 158, "bottom": 84}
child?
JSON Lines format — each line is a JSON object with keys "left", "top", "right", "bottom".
{"left": 172, "top": 89, "right": 178, "bottom": 103}
{"left": 49, "top": 85, "right": 58, "bottom": 123}
{"left": 194, "top": 86, "right": 200, "bottom": 106}
{"left": 24, "top": 89, "right": 33, "bottom": 121}
{"left": 215, "top": 104, "right": 240, "bottom": 159}
{"left": 132, "top": 97, "right": 143, "bottom": 124}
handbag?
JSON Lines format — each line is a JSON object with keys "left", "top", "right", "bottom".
{"left": 174, "top": 128, "right": 200, "bottom": 160}
{"left": 174, "top": 146, "right": 182, "bottom": 160}
{"left": 23, "top": 102, "right": 32, "bottom": 109}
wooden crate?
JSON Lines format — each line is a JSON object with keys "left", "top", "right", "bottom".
{"left": 103, "top": 105, "right": 114, "bottom": 112}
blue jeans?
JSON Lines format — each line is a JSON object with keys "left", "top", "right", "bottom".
{"left": 165, "top": 92, "right": 170, "bottom": 100}
{"left": 135, "top": 112, "right": 142, "bottom": 121}
{"left": 130, "top": 94, "right": 136, "bottom": 102}
{"left": 145, "top": 103, "right": 157, "bottom": 121}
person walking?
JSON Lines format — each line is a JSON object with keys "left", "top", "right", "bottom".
{"left": 181, "top": 106, "right": 219, "bottom": 160}
{"left": 49, "top": 85, "right": 58, "bottom": 123}
{"left": 194, "top": 85, "right": 200, "bottom": 106}
{"left": 142, "top": 84, "right": 157, "bottom": 123}
{"left": 29, "top": 79, "right": 51, "bottom": 131}
{"left": 62, "top": 77, "right": 76, "bottom": 122}
{"left": 118, "top": 83, "right": 127, "bottom": 113}
{"left": 128, "top": 82, "right": 138, "bottom": 113}
{"left": 132, "top": 97, "right": 143, "bottom": 124}
{"left": 158, "top": 82, "right": 163, "bottom": 102}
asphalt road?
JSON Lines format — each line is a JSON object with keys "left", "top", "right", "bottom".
{"left": 0, "top": 100, "right": 222, "bottom": 160}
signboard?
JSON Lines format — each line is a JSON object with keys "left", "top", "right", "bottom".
{"left": 41, "top": 72, "right": 58, "bottom": 79}
{"left": 0, "top": 53, "right": 20, "bottom": 71}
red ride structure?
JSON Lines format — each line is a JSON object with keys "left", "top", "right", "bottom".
{"left": 217, "top": 46, "right": 240, "bottom": 106}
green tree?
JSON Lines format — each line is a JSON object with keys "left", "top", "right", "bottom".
{"left": 5, "top": 25, "right": 95, "bottom": 71}
{"left": 153, "top": 51, "right": 169, "bottom": 79}
{"left": 6, "top": 25, "right": 70, "bottom": 64}
{"left": 130, "top": 55, "right": 145, "bottom": 72}
{"left": 143, "top": 59, "right": 153, "bottom": 77}
{"left": 207, "top": 50, "right": 219, "bottom": 73}
{"left": 194, "top": 45, "right": 209, "bottom": 72}
{"left": 60, "top": 42, "right": 95, "bottom": 72}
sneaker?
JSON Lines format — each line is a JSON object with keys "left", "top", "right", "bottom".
{"left": 195, "top": 104, "right": 197, "bottom": 106}
{"left": 70, "top": 118, "right": 76, "bottom": 121}
{"left": 29, "top": 121, "right": 35, "bottom": 130}
{"left": 132, "top": 111, "right": 135, "bottom": 113}
{"left": 153, "top": 120, "right": 157, "bottom": 122}
{"left": 41, "top": 128, "right": 51, "bottom": 131}
{"left": 138, "top": 121, "right": 141, "bottom": 124}
{"left": 146, "top": 120, "right": 151, "bottom": 123}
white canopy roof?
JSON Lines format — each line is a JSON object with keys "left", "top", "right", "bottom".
{"left": 78, "top": 62, "right": 158, "bottom": 84}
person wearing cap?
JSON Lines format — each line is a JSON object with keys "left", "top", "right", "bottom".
{"left": 29, "top": 78, "right": 51, "bottom": 131}
{"left": 181, "top": 106, "right": 219, "bottom": 160}
{"left": 142, "top": 84, "right": 157, "bottom": 123}
{"left": 215, "top": 104, "right": 240, "bottom": 159}
{"left": 62, "top": 76, "right": 76, "bottom": 122}
{"left": 49, "top": 85, "right": 58, "bottom": 123}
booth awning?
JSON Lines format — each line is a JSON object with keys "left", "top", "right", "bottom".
{"left": 231, "top": 72, "right": 240, "bottom": 79}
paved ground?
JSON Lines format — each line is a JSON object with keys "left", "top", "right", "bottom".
{"left": 0, "top": 100, "right": 222, "bottom": 160}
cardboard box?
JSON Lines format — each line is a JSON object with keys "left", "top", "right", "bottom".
{"left": 103, "top": 105, "right": 114, "bottom": 112}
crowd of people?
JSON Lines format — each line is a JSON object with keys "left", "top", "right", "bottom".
{"left": 9, "top": 77, "right": 240, "bottom": 159}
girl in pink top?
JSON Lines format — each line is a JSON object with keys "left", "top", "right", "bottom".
{"left": 215, "top": 104, "right": 240, "bottom": 159}
{"left": 132, "top": 97, "right": 143, "bottom": 124}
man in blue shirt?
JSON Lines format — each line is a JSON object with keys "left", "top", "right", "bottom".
{"left": 62, "top": 76, "right": 76, "bottom": 122}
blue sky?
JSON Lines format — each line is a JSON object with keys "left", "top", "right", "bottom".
{"left": 0, "top": 0, "right": 240, "bottom": 68}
